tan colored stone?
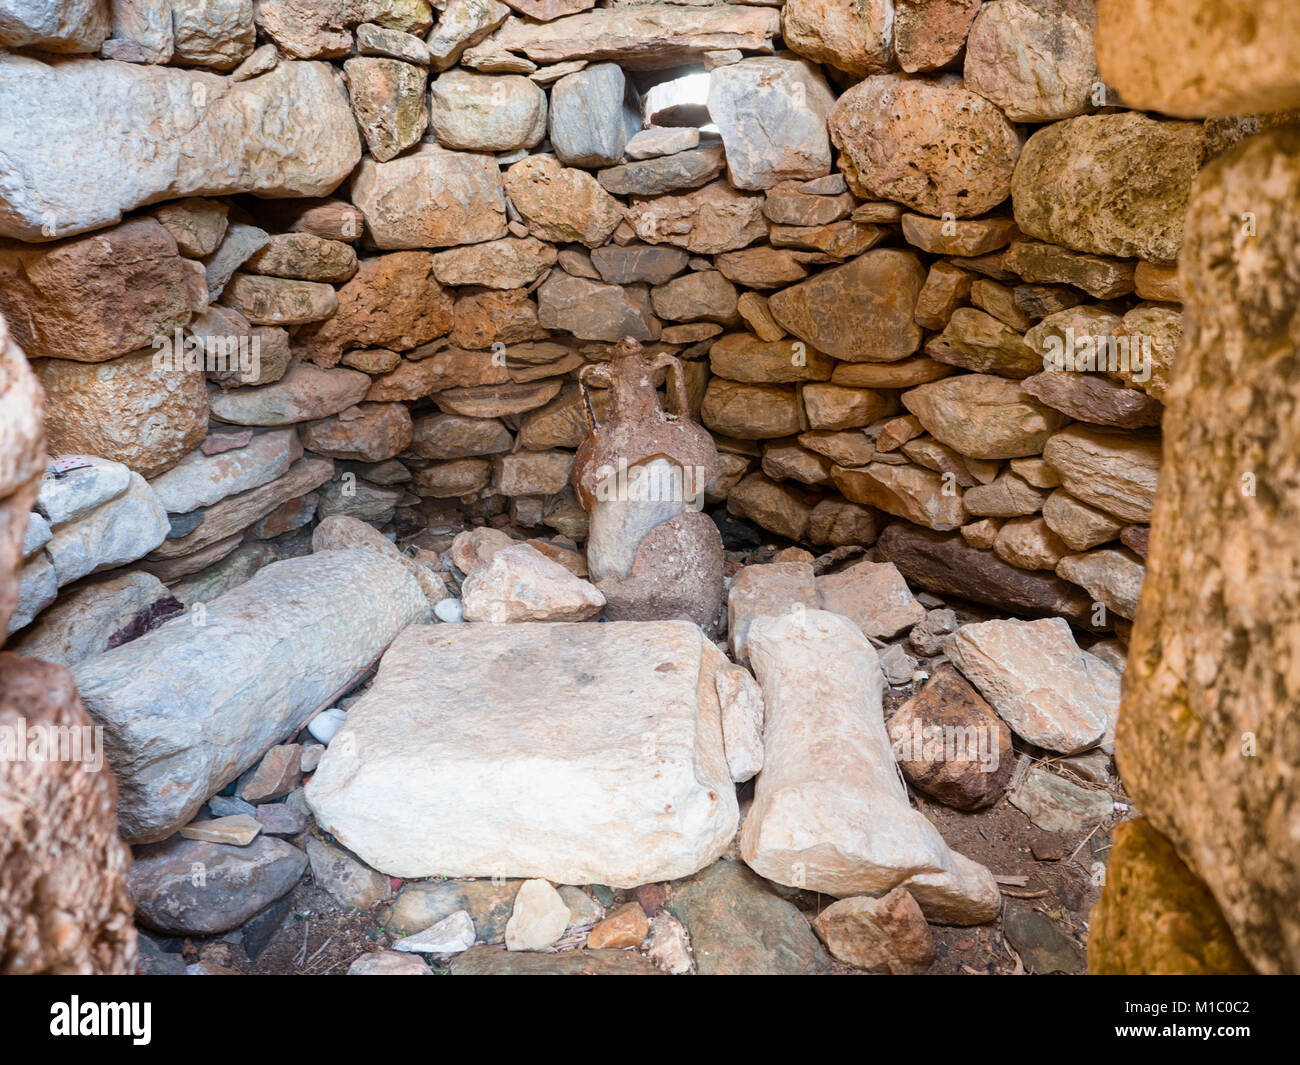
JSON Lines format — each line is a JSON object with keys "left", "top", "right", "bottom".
{"left": 803, "top": 385, "right": 898, "bottom": 431}
{"left": 904, "top": 374, "right": 1065, "bottom": 461}
{"left": 812, "top": 889, "right": 934, "bottom": 973}
{"left": 299, "top": 403, "right": 413, "bottom": 462}
{"left": 725, "top": 473, "right": 814, "bottom": 543}
{"left": 0, "top": 219, "right": 190, "bottom": 363}
{"left": 411, "top": 458, "right": 493, "bottom": 497}
{"left": 709, "top": 334, "right": 832, "bottom": 384}
{"left": 296, "top": 252, "right": 455, "bottom": 368}
{"left": 504, "top": 155, "right": 622, "bottom": 248}
{"left": 587, "top": 901, "right": 649, "bottom": 949}
{"left": 781, "top": 0, "right": 894, "bottom": 77}
{"left": 934, "top": 308, "right": 1039, "bottom": 378}
{"left": 0, "top": 655, "right": 136, "bottom": 974}
{"left": 352, "top": 145, "right": 508, "bottom": 250}
{"left": 963, "top": 472, "right": 1049, "bottom": 518}
{"left": 964, "top": 0, "right": 1098, "bottom": 122}
{"left": 1042, "top": 425, "right": 1161, "bottom": 524}
{"left": 1095, "top": 0, "right": 1300, "bottom": 119}
{"left": 434, "top": 378, "right": 562, "bottom": 418}
{"left": 831, "top": 358, "right": 954, "bottom": 389}
{"left": 831, "top": 463, "right": 966, "bottom": 532}
{"left": 701, "top": 380, "right": 801, "bottom": 440}
{"left": 1012, "top": 114, "right": 1205, "bottom": 264}
{"left": 430, "top": 237, "right": 556, "bottom": 290}
{"left": 624, "top": 180, "right": 767, "bottom": 256}
{"left": 480, "top": 7, "right": 780, "bottom": 69}
{"left": 993, "top": 516, "right": 1067, "bottom": 571}
{"left": 830, "top": 75, "right": 1021, "bottom": 219}
{"left": 37, "top": 351, "right": 207, "bottom": 478}
{"left": 895, "top": 0, "right": 982, "bottom": 72}
{"left": 947, "top": 618, "right": 1117, "bottom": 753}
{"left": 768, "top": 250, "right": 925, "bottom": 363}
{"left": 365, "top": 349, "right": 508, "bottom": 402}
{"left": 1087, "top": 819, "right": 1253, "bottom": 975}
{"left": 740, "top": 610, "right": 999, "bottom": 922}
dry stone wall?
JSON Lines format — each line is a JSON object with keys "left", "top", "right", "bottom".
{"left": 0, "top": 0, "right": 1278, "bottom": 653}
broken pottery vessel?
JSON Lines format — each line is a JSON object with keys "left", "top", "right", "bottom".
{"left": 571, "top": 337, "right": 724, "bottom": 628}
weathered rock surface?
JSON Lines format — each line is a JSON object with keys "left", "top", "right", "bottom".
{"left": 345, "top": 56, "right": 429, "bottom": 161}
{"left": 71, "top": 551, "right": 429, "bottom": 842}
{"left": 0, "top": 654, "right": 136, "bottom": 974}
{"left": 904, "top": 374, "right": 1065, "bottom": 460}
{"left": 1088, "top": 819, "right": 1253, "bottom": 975}
{"left": 1115, "top": 126, "right": 1300, "bottom": 973}
{"left": 0, "top": 55, "right": 361, "bottom": 241}
{"left": 666, "top": 859, "right": 831, "bottom": 975}
{"left": 706, "top": 57, "right": 834, "bottom": 191}
{"left": 1042, "top": 425, "right": 1161, "bottom": 524}
{"left": 461, "top": 543, "right": 603, "bottom": 622}
{"left": 429, "top": 69, "right": 547, "bottom": 152}
{"left": 876, "top": 523, "right": 1095, "bottom": 623}
{"left": 625, "top": 180, "right": 767, "bottom": 256}
{"left": 811, "top": 888, "right": 934, "bottom": 973}
{"left": 128, "top": 835, "right": 306, "bottom": 936}
{"left": 947, "top": 618, "right": 1118, "bottom": 753}
{"left": 1012, "top": 113, "right": 1204, "bottom": 264}
{"left": 769, "top": 250, "right": 925, "bottom": 363}
{"left": 295, "top": 252, "right": 455, "bottom": 367}
{"left": 503, "top": 155, "right": 622, "bottom": 247}
{"left": 895, "top": 0, "right": 981, "bottom": 72}
{"left": 964, "top": 0, "right": 1098, "bottom": 122}
{"left": 306, "top": 621, "right": 739, "bottom": 884}
{"left": 740, "top": 610, "right": 1000, "bottom": 923}
{"left": 781, "top": 0, "right": 894, "bottom": 78}
{"left": 0, "top": 218, "right": 190, "bottom": 362}
{"left": 830, "top": 75, "right": 1021, "bottom": 219}
{"left": 481, "top": 7, "right": 781, "bottom": 68}
{"left": 548, "top": 62, "right": 636, "bottom": 167}
{"left": 351, "top": 145, "right": 508, "bottom": 250}
{"left": 209, "top": 363, "right": 370, "bottom": 426}
{"left": 890, "top": 663, "right": 1014, "bottom": 811}
{"left": 1095, "top": 0, "right": 1300, "bottom": 119}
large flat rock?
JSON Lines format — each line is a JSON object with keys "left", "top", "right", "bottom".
{"left": 0, "top": 55, "right": 360, "bottom": 241}
{"left": 484, "top": 7, "right": 780, "bottom": 69}
{"left": 306, "top": 621, "right": 740, "bottom": 885}
{"left": 71, "top": 550, "right": 429, "bottom": 843}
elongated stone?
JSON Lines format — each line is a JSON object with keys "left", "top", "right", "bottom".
{"left": 72, "top": 550, "right": 429, "bottom": 843}
{"left": 740, "top": 610, "right": 1000, "bottom": 924}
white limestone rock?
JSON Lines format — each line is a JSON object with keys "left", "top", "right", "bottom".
{"left": 739, "top": 610, "right": 1000, "bottom": 924}
{"left": 306, "top": 620, "right": 740, "bottom": 885}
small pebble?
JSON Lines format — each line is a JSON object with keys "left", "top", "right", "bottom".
{"left": 308, "top": 708, "right": 347, "bottom": 744}
{"left": 434, "top": 597, "right": 464, "bottom": 623}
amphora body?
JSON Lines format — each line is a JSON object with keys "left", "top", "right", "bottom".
{"left": 571, "top": 339, "right": 724, "bottom": 628}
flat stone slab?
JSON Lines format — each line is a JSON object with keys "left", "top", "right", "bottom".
{"left": 307, "top": 621, "right": 740, "bottom": 885}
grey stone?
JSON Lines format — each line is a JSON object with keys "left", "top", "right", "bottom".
{"left": 71, "top": 550, "right": 430, "bottom": 843}
{"left": 148, "top": 429, "right": 298, "bottom": 514}
{"left": 0, "top": 55, "right": 361, "bottom": 241}
{"left": 36, "top": 457, "right": 132, "bottom": 526}
{"left": 43, "top": 472, "right": 169, "bottom": 587}
{"left": 128, "top": 835, "right": 306, "bottom": 936}
{"left": 706, "top": 57, "right": 834, "bottom": 190}
{"left": 548, "top": 62, "right": 639, "bottom": 168}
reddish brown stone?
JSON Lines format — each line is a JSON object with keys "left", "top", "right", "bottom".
{"left": 0, "top": 655, "right": 136, "bottom": 974}
{"left": 295, "top": 252, "right": 454, "bottom": 368}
